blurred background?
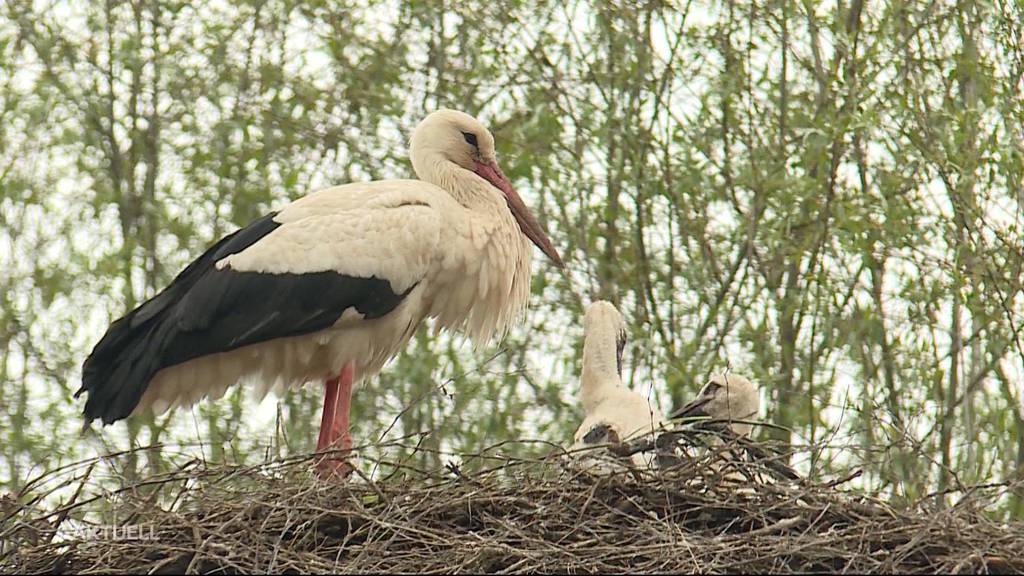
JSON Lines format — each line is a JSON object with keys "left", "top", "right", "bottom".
{"left": 0, "top": 0, "right": 1022, "bottom": 517}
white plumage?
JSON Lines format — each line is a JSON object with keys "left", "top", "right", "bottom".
{"left": 141, "top": 178, "right": 530, "bottom": 412}
{"left": 80, "top": 109, "right": 562, "bottom": 477}
{"left": 672, "top": 372, "right": 760, "bottom": 437}
{"left": 670, "top": 373, "right": 765, "bottom": 486}
{"left": 570, "top": 301, "right": 665, "bottom": 469}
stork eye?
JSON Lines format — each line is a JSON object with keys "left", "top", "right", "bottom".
{"left": 700, "top": 381, "right": 723, "bottom": 396}
{"left": 462, "top": 131, "right": 478, "bottom": 148}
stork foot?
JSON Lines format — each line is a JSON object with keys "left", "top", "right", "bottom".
{"left": 315, "top": 433, "right": 353, "bottom": 480}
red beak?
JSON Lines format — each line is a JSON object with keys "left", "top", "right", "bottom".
{"left": 475, "top": 160, "right": 564, "bottom": 268}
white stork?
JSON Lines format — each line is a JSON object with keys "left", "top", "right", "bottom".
{"left": 670, "top": 373, "right": 775, "bottom": 486}
{"left": 77, "top": 109, "right": 563, "bottom": 478}
{"left": 570, "top": 301, "right": 665, "bottom": 469}
{"left": 671, "top": 373, "right": 760, "bottom": 437}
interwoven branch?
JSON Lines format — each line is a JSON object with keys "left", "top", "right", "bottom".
{"left": 1, "top": 437, "right": 1021, "bottom": 574}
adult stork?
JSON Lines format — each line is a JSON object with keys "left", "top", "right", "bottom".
{"left": 77, "top": 109, "right": 563, "bottom": 478}
{"left": 570, "top": 301, "right": 665, "bottom": 469}
{"left": 670, "top": 373, "right": 760, "bottom": 437}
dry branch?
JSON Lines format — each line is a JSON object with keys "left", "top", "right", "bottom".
{"left": 1, "top": 436, "right": 1021, "bottom": 574}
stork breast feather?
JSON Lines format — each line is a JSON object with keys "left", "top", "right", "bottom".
{"left": 217, "top": 201, "right": 441, "bottom": 294}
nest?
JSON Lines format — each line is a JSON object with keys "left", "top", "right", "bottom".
{"left": 2, "top": 431, "right": 1022, "bottom": 574}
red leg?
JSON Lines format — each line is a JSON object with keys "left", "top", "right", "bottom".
{"left": 330, "top": 362, "right": 354, "bottom": 451}
{"left": 316, "top": 362, "right": 354, "bottom": 480}
{"left": 316, "top": 376, "right": 340, "bottom": 454}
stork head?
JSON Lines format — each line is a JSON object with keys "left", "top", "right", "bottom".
{"left": 575, "top": 421, "right": 622, "bottom": 446}
{"left": 410, "top": 109, "right": 563, "bottom": 268}
{"left": 584, "top": 300, "right": 628, "bottom": 377}
{"left": 568, "top": 421, "right": 626, "bottom": 475}
{"left": 672, "top": 373, "right": 760, "bottom": 436}
{"left": 570, "top": 414, "right": 661, "bottom": 473}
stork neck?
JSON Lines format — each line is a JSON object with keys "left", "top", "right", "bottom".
{"left": 421, "top": 158, "right": 506, "bottom": 212}
{"left": 580, "top": 329, "right": 622, "bottom": 413}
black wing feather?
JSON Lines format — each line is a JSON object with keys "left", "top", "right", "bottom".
{"left": 79, "top": 212, "right": 413, "bottom": 425}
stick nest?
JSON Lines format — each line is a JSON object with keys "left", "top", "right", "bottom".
{"left": 2, "top": 432, "right": 1022, "bottom": 574}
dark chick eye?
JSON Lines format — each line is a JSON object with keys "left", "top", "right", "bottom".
{"left": 701, "top": 381, "right": 722, "bottom": 396}
{"left": 462, "top": 131, "right": 478, "bottom": 148}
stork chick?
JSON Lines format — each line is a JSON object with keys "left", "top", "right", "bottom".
{"left": 671, "top": 373, "right": 760, "bottom": 436}
{"left": 570, "top": 301, "right": 665, "bottom": 469}
{"left": 669, "top": 372, "right": 794, "bottom": 486}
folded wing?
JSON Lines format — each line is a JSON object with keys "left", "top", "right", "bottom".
{"left": 79, "top": 186, "right": 442, "bottom": 425}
